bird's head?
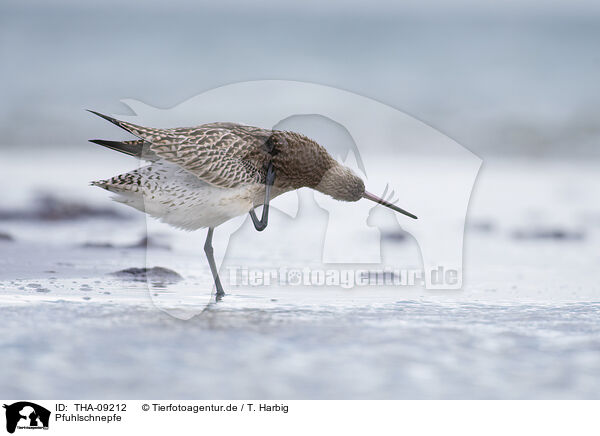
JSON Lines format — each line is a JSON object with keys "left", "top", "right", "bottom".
{"left": 315, "top": 163, "right": 418, "bottom": 219}
{"left": 316, "top": 164, "right": 365, "bottom": 202}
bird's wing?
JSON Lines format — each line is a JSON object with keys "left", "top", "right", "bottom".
{"left": 152, "top": 123, "right": 274, "bottom": 188}
{"left": 89, "top": 112, "right": 273, "bottom": 188}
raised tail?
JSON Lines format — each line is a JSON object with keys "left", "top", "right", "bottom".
{"left": 87, "top": 109, "right": 178, "bottom": 143}
{"left": 88, "top": 110, "right": 168, "bottom": 160}
{"left": 87, "top": 110, "right": 151, "bottom": 138}
{"left": 89, "top": 139, "right": 145, "bottom": 158}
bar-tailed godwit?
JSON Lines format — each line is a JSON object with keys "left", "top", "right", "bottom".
{"left": 89, "top": 111, "right": 417, "bottom": 298}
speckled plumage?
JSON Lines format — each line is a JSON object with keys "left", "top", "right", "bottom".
{"left": 89, "top": 112, "right": 366, "bottom": 230}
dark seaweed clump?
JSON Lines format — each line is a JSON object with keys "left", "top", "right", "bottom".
{"left": 511, "top": 228, "right": 585, "bottom": 241}
{"left": 111, "top": 266, "right": 183, "bottom": 284}
{"left": 0, "top": 194, "right": 128, "bottom": 221}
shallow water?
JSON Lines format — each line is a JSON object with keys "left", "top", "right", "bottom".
{"left": 1, "top": 300, "right": 599, "bottom": 399}
{"left": 1, "top": 149, "right": 599, "bottom": 398}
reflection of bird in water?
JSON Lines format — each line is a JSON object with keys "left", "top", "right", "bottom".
{"left": 88, "top": 111, "right": 417, "bottom": 299}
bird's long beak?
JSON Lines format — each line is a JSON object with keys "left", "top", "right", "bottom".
{"left": 363, "top": 191, "right": 418, "bottom": 219}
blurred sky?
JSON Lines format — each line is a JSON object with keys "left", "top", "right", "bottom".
{"left": 1, "top": 0, "right": 599, "bottom": 158}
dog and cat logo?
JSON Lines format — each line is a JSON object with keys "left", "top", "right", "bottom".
{"left": 3, "top": 402, "right": 50, "bottom": 433}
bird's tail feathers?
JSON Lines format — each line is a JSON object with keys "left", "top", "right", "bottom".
{"left": 87, "top": 109, "right": 177, "bottom": 145}
{"left": 89, "top": 139, "right": 146, "bottom": 158}
{"left": 87, "top": 110, "right": 149, "bottom": 137}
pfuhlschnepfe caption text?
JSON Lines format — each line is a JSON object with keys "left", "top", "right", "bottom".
{"left": 55, "top": 403, "right": 125, "bottom": 423}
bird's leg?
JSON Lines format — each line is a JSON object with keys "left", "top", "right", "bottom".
{"left": 204, "top": 227, "right": 225, "bottom": 300}
{"left": 249, "top": 162, "right": 275, "bottom": 231}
